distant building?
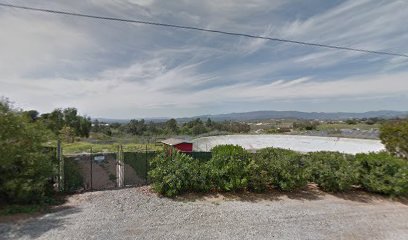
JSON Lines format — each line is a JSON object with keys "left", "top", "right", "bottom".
{"left": 161, "top": 138, "right": 193, "bottom": 153}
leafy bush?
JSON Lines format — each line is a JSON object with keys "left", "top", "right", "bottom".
{"left": 356, "top": 152, "right": 408, "bottom": 196}
{"left": 207, "top": 145, "right": 250, "bottom": 191}
{"left": 248, "top": 148, "right": 308, "bottom": 192}
{"left": 380, "top": 120, "right": 408, "bottom": 160}
{"left": 148, "top": 151, "right": 208, "bottom": 197}
{"left": 306, "top": 151, "right": 358, "bottom": 192}
{"left": 0, "top": 101, "right": 56, "bottom": 203}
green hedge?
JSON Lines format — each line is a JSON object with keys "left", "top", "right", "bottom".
{"left": 207, "top": 145, "right": 250, "bottom": 191}
{"left": 248, "top": 148, "right": 308, "bottom": 192}
{"left": 148, "top": 145, "right": 408, "bottom": 197}
{"left": 356, "top": 152, "right": 408, "bottom": 196}
{"left": 149, "top": 151, "right": 209, "bottom": 197}
{"left": 305, "top": 151, "right": 358, "bottom": 192}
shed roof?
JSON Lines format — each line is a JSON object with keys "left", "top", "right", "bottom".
{"left": 160, "top": 138, "right": 192, "bottom": 146}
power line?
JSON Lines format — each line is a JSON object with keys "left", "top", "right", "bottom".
{"left": 1, "top": 2, "right": 407, "bottom": 58}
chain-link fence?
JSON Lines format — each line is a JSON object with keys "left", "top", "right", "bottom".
{"left": 56, "top": 143, "right": 213, "bottom": 192}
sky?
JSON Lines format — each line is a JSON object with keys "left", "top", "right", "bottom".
{"left": 0, "top": 0, "right": 408, "bottom": 119}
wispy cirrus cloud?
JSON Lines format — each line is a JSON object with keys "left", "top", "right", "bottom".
{"left": 0, "top": 0, "right": 407, "bottom": 118}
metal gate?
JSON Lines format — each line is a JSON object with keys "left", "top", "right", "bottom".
{"left": 61, "top": 147, "right": 158, "bottom": 192}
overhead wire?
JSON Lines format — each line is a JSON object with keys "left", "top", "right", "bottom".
{"left": 0, "top": 2, "right": 407, "bottom": 58}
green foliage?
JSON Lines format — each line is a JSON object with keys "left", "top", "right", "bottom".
{"left": 118, "top": 117, "right": 250, "bottom": 137}
{"left": 148, "top": 151, "right": 208, "bottom": 197}
{"left": 293, "top": 121, "right": 320, "bottom": 131}
{"left": 207, "top": 145, "right": 250, "bottom": 191}
{"left": 248, "top": 148, "right": 308, "bottom": 192}
{"left": 165, "top": 118, "right": 179, "bottom": 135}
{"left": 59, "top": 126, "right": 76, "bottom": 143}
{"left": 0, "top": 204, "right": 44, "bottom": 216}
{"left": 356, "top": 152, "right": 408, "bottom": 196}
{"left": 305, "top": 151, "right": 358, "bottom": 192}
{"left": 0, "top": 100, "right": 56, "bottom": 204}
{"left": 345, "top": 119, "right": 358, "bottom": 125}
{"left": 40, "top": 108, "right": 91, "bottom": 138}
{"left": 126, "top": 119, "right": 147, "bottom": 135}
{"left": 62, "top": 142, "right": 160, "bottom": 155}
{"left": 63, "top": 158, "right": 83, "bottom": 193}
{"left": 380, "top": 120, "right": 408, "bottom": 160}
{"left": 147, "top": 146, "right": 408, "bottom": 197}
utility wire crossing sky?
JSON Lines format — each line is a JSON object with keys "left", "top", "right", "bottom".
{"left": 0, "top": 0, "right": 407, "bottom": 118}
{"left": 0, "top": 2, "right": 407, "bottom": 58}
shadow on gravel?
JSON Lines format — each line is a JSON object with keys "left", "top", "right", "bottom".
{"left": 174, "top": 186, "right": 325, "bottom": 203}
{"left": 173, "top": 184, "right": 408, "bottom": 205}
{"left": 332, "top": 190, "right": 408, "bottom": 205}
{"left": 0, "top": 206, "right": 81, "bottom": 240}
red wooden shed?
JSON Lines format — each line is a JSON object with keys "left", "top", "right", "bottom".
{"left": 161, "top": 138, "right": 193, "bottom": 153}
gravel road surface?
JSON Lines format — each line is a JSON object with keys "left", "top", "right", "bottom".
{"left": 1, "top": 187, "right": 407, "bottom": 240}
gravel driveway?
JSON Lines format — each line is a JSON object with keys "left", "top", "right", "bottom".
{"left": 1, "top": 187, "right": 408, "bottom": 240}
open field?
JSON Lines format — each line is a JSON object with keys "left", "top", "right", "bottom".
{"left": 62, "top": 142, "right": 161, "bottom": 155}
{"left": 317, "top": 122, "right": 381, "bottom": 131}
{"left": 1, "top": 186, "right": 407, "bottom": 240}
{"left": 193, "top": 134, "right": 385, "bottom": 154}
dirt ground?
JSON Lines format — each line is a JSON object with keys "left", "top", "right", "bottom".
{"left": 1, "top": 186, "right": 408, "bottom": 240}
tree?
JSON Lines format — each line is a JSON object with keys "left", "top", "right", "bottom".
{"left": 380, "top": 120, "right": 408, "bottom": 160}
{"left": 39, "top": 108, "right": 91, "bottom": 138}
{"left": 43, "top": 109, "right": 64, "bottom": 133}
{"left": 92, "top": 119, "right": 101, "bottom": 132}
{"left": 78, "top": 116, "right": 92, "bottom": 138}
{"left": 165, "top": 119, "right": 178, "bottom": 134}
{"left": 24, "top": 110, "right": 39, "bottom": 122}
{"left": 293, "top": 121, "right": 319, "bottom": 131}
{"left": 345, "top": 119, "right": 358, "bottom": 125}
{"left": 59, "top": 126, "right": 76, "bottom": 143}
{"left": 126, "top": 119, "right": 147, "bottom": 135}
{"left": 206, "top": 118, "right": 213, "bottom": 128}
{"left": 147, "top": 121, "right": 159, "bottom": 135}
{"left": 0, "top": 100, "right": 55, "bottom": 203}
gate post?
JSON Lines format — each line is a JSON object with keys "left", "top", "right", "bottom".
{"left": 90, "top": 147, "right": 93, "bottom": 191}
{"left": 57, "top": 140, "right": 64, "bottom": 192}
{"left": 145, "top": 144, "right": 148, "bottom": 184}
{"left": 116, "top": 145, "right": 124, "bottom": 188}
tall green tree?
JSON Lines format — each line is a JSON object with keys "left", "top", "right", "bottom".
{"left": 380, "top": 120, "right": 408, "bottom": 160}
{"left": 40, "top": 108, "right": 91, "bottom": 138}
{"left": 165, "top": 118, "right": 179, "bottom": 134}
{"left": 0, "top": 100, "right": 56, "bottom": 203}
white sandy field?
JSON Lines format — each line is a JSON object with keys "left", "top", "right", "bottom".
{"left": 192, "top": 134, "right": 385, "bottom": 154}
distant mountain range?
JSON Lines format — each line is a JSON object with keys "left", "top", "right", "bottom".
{"left": 183, "top": 110, "right": 408, "bottom": 122}
{"left": 97, "top": 110, "right": 408, "bottom": 123}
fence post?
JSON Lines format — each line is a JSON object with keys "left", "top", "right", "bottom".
{"left": 90, "top": 147, "right": 93, "bottom": 191}
{"left": 57, "top": 140, "right": 64, "bottom": 192}
{"left": 116, "top": 145, "right": 119, "bottom": 188}
{"left": 145, "top": 144, "right": 148, "bottom": 184}
{"left": 115, "top": 145, "right": 124, "bottom": 188}
{"left": 119, "top": 145, "right": 124, "bottom": 188}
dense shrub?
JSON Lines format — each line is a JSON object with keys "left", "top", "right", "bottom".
{"left": 356, "top": 152, "right": 408, "bottom": 196}
{"left": 207, "top": 145, "right": 250, "bottom": 191}
{"left": 148, "top": 151, "right": 208, "bottom": 197}
{"left": 306, "top": 151, "right": 358, "bottom": 192}
{"left": 248, "top": 148, "right": 308, "bottom": 192}
{"left": 147, "top": 145, "right": 408, "bottom": 198}
{"left": 380, "top": 120, "right": 408, "bottom": 160}
{"left": 0, "top": 101, "right": 56, "bottom": 204}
